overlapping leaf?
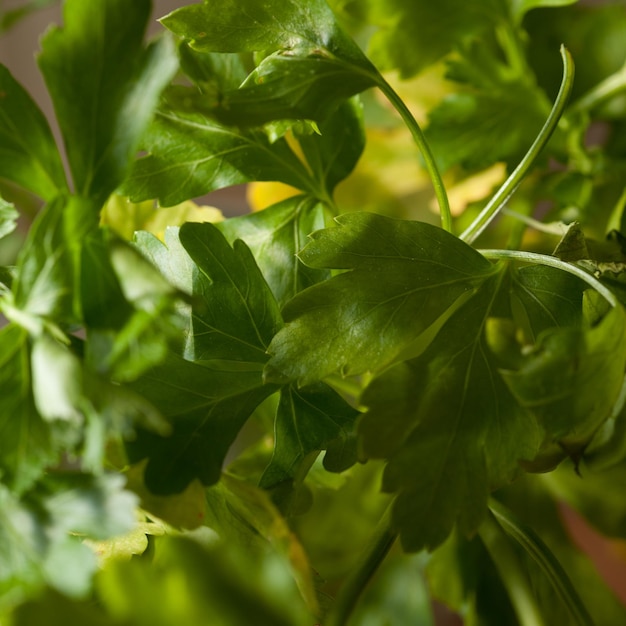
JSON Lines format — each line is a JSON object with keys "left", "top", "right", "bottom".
{"left": 364, "top": 0, "right": 505, "bottom": 78}
{"left": 218, "top": 195, "right": 329, "bottom": 307}
{"left": 265, "top": 212, "right": 499, "bottom": 385}
{"left": 0, "top": 66, "right": 66, "bottom": 200}
{"left": 0, "top": 197, "right": 18, "bottom": 241}
{"left": 123, "top": 101, "right": 317, "bottom": 206}
{"left": 38, "top": 0, "right": 178, "bottom": 202}
{"left": 260, "top": 383, "right": 359, "bottom": 489}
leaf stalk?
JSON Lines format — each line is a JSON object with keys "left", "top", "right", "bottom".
{"left": 461, "top": 46, "right": 575, "bottom": 244}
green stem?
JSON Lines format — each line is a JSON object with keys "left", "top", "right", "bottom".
{"left": 479, "top": 510, "right": 546, "bottom": 626}
{"left": 375, "top": 76, "right": 453, "bottom": 234}
{"left": 569, "top": 61, "right": 626, "bottom": 115}
{"left": 461, "top": 46, "right": 575, "bottom": 245}
{"left": 488, "top": 498, "right": 595, "bottom": 626}
{"left": 479, "top": 249, "right": 618, "bottom": 308}
{"left": 326, "top": 504, "right": 397, "bottom": 626}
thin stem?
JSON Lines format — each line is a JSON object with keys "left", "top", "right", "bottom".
{"left": 461, "top": 46, "right": 575, "bottom": 245}
{"left": 569, "top": 61, "right": 626, "bottom": 115}
{"left": 479, "top": 249, "right": 618, "bottom": 309}
{"left": 479, "top": 511, "right": 546, "bottom": 626}
{"left": 375, "top": 76, "right": 453, "bottom": 234}
{"left": 488, "top": 498, "right": 595, "bottom": 626}
{"left": 326, "top": 504, "right": 397, "bottom": 626}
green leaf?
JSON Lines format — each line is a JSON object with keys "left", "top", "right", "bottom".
{"left": 38, "top": 0, "right": 178, "bottom": 201}
{"left": 296, "top": 97, "right": 365, "bottom": 196}
{"left": 179, "top": 221, "right": 283, "bottom": 366}
{"left": 365, "top": 0, "right": 505, "bottom": 78}
{"left": 510, "top": 0, "right": 578, "bottom": 23}
{"left": 0, "top": 325, "right": 72, "bottom": 493}
{"left": 501, "top": 303, "right": 626, "bottom": 453}
{"left": 265, "top": 213, "right": 498, "bottom": 386}
{"left": 0, "top": 65, "right": 67, "bottom": 200}
{"left": 215, "top": 51, "right": 376, "bottom": 127}
{"left": 358, "top": 279, "right": 542, "bottom": 552}
{"left": 260, "top": 382, "right": 359, "bottom": 489}
{"left": 0, "top": 197, "right": 18, "bottom": 241}
{"left": 218, "top": 196, "right": 329, "bottom": 307}
{"left": 123, "top": 98, "right": 317, "bottom": 206}
{"left": 0, "top": 475, "right": 136, "bottom": 609}
{"left": 126, "top": 355, "right": 278, "bottom": 495}
{"left": 425, "top": 76, "right": 550, "bottom": 173}
{"left": 161, "top": 0, "right": 371, "bottom": 70}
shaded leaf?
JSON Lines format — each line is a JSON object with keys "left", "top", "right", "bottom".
{"left": 511, "top": 0, "right": 578, "bottom": 23}
{"left": 38, "top": 0, "right": 178, "bottom": 202}
{"left": 126, "top": 352, "right": 278, "bottom": 494}
{"left": 266, "top": 212, "right": 497, "bottom": 385}
{"left": 260, "top": 383, "right": 359, "bottom": 489}
{"left": 358, "top": 279, "right": 542, "bottom": 552}
{"left": 0, "top": 65, "right": 67, "bottom": 200}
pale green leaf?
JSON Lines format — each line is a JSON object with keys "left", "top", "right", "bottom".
{"left": 0, "top": 197, "right": 18, "bottom": 241}
{"left": 510, "top": 0, "right": 578, "bottom": 22}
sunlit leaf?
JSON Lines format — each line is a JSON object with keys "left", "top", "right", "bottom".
{"left": 0, "top": 197, "right": 18, "bottom": 241}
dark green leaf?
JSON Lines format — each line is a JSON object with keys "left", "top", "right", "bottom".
{"left": 510, "top": 0, "right": 578, "bottom": 23}
{"left": 0, "top": 65, "right": 66, "bottom": 200}
{"left": 179, "top": 221, "right": 283, "bottom": 366}
{"left": 358, "top": 280, "right": 542, "bottom": 552}
{"left": 501, "top": 303, "right": 626, "bottom": 452}
{"left": 365, "top": 0, "right": 505, "bottom": 78}
{"left": 296, "top": 96, "right": 365, "bottom": 195}
{"left": 126, "top": 355, "right": 278, "bottom": 494}
{"left": 38, "top": 0, "right": 178, "bottom": 201}
{"left": 215, "top": 51, "right": 376, "bottom": 127}
{"left": 218, "top": 195, "right": 329, "bottom": 307}
{"left": 265, "top": 212, "right": 497, "bottom": 386}
{"left": 260, "top": 383, "right": 359, "bottom": 488}
{"left": 123, "top": 98, "right": 316, "bottom": 206}
{"left": 0, "top": 197, "right": 18, "bottom": 241}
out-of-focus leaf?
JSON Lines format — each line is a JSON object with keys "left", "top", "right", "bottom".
{"left": 205, "top": 474, "right": 319, "bottom": 614}
{"left": 365, "top": 0, "right": 505, "bottom": 78}
{"left": 497, "top": 475, "right": 626, "bottom": 626}
{"left": 123, "top": 98, "right": 317, "bottom": 207}
{"left": 0, "top": 65, "right": 67, "bottom": 200}
{"left": 425, "top": 77, "right": 550, "bottom": 173}
{"left": 0, "top": 197, "right": 18, "bottom": 241}
{"left": 0, "top": 0, "right": 59, "bottom": 34}
{"left": 218, "top": 195, "right": 329, "bottom": 307}
{"left": 0, "top": 325, "right": 72, "bottom": 493}
{"left": 260, "top": 383, "right": 359, "bottom": 489}
{"left": 265, "top": 212, "right": 498, "bottom": 386}
{"left": 0, "top": 474, "right": 137, "bottom": 609}
{"left": 510, "top": 0, "right": 578, "bottom": 23}
{"left": 38, "top": 0, "right": 178, "bottom": 202}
